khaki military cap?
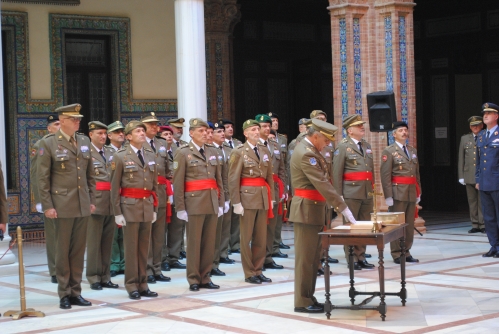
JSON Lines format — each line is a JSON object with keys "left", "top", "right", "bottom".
{"left": 124, "top": 120, "right": 146, "bottom": 135}
{"left": 88, "top": 121, "right": 108, "bottom": 131}
{"left": 168, "top": 118, "right": 186, "bottom": 127}
{"left": 107, "top": 120, "right": 125, "bottom": 132}
{"left": 342, "top": 114, "right": 366, "bottom": 129}
{"left": 310, "top": 119, "right": 338, "bottom": 141}
{"left": 468, "top": 116, "right": 483, "bottom": 126}
{"left": 189, "top": 118, "right": 209, "bottom": 129}
{"left": 304, "top": 118, "right": 313, "bottom": 127}
{"left": 141, "top": 112, "right": 160, "bottom": 123}
{"left": 310, "top": 110, "right": 327, "bottom": 119}
{"left": 56, "top": 103, "right": 84, "bottom": 118}
{"left": 242, "top": 119, "right": 261, "bottom": 130}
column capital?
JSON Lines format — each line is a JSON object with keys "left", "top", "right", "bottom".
{"left": 328, "top": 0, "right": 369, "bottom": 17}
{"left": 374, "top": 0, "right": 416, "bottom": 15}
{"left": 204, "top": 0, "right": 241, "bottom": 34}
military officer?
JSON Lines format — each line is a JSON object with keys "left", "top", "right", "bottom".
{"left": 140, "top": 112, "right": 172, "bottom": 284}
{"left": 223, "top": 119, "right": 243, "bottom": 149}
{"left": 0, "top": 161, "right": 7, "bottom": 237}
{"left": 333, "top": 114, "right": 376, "bottom": 270}
{"left": 30, "top": 114, "right": 60, "bottom": 283}
{"left": 37, "top": 104, "right": 96, "bottom": 309}
{"left": 458, "top": 116, "right": 484, "bottom": 233}
{"left": 107, "top": 121, "right": 126, "bottom": 277}
{"left": 476, "top": 102, "right": 499, "bottom": 258}
{"left": 85, "top": 121, "right": 119, "bottom": 290}
{"left": 173, "top": 118, "right": 225, "bottom": 291}
{"left": 110, "top": 120, "right": 159, "bottom": 300}
{"left": 380, "top": 121, "right": 421, "bottom": 264}
{"left": 289, "top": 119, "right": 355, "bottom": 313}
{"left": 229, "top": 119, "right": 275, "bottom": 284}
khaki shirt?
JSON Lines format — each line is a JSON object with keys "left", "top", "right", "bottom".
{"left": 144, "top": 137, "right": 170, "bottom": 208}
{"left": 90, "top": 144, "right": 115, "bottom": 216}
{"left": 458, "top": 133, "right": 478, "bottom": 184}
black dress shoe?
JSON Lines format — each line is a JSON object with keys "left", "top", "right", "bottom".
{"left": 231, "top": 248, "right": 241, "bottom": 254}
{"left": 272, "top": 251, "right": 288, "bottom": 258}
{"left": 129, "top": 291, "right": 141, "bottom": 300}
{"left": 60, "top": 296, "right": 71, "bottom": 309}
{"left": 349, "top": 263, "right": 362, "bottom": 270}
{"left": 483, "top": 249, "right": 497, "bottom": 257}
{"left": 118, "top": 269, "right": 125, "bottom": 275}
{"left": 140, "top": 289, "right": 158, "bottom": 297}
{"left": 219, "top": 257, "right": 235, "bottom": 264}
{"left": 90, "top": 282, "right": 102, "bottom": 290}
{"left": 147, "top": 275, "right": 157, "bottom": 283}
{"left": 101, "top": 281, "right": 119, "bottom": 289}
{"left": 227, "top": 249, "right": 232, "bottom": 255}
{"left": 469, "top": 227, "right": 481, "bottom": 233}
{"left": 328, "top": 256, "right": 339, "bottom": 263}
{"left": 394, "top": 257, "right": 401, "bottom": 264}
{"left": 170, "top": 260, "right": 187, "bottom": 269}
{"left": 210, "top": 268, "right": 226, "bottom": 276}
{"left": 406, "top": 256, "right": 419, "bottom": 263}
{"left": 51, "top": 275, "right": 58, "bottom": 284}
{"left": 161, "top": 262, "right": 171, "bottom": 271}
{"left": 180, "top": 251, "right": 187, "bottom": 259}
{"left": 245, "top": 276, "right": 262, "bottom": 284}
{"left": 493, "top": 253, "right": 499, "bottom": 258}
{"left": 258, "top": 274, "right": 272, "bottom": 283}
{"left": 69, "top": 295, "right": 92, "bottom": 306}
{"left": 317, "top": 268, "right": 332, "bottom": 276}
{"left": 358, "top": 260, "right": 375, "bottom": 269}
{"left": 294, "top": 305, "right": 324, "bottom": 313}
{"left": 365, "top": 253, "right": 372, "bottom": 258}
{"left": 110, "top": 270, "right": 118, "bottom": 277}
{"left": 189, "top": 284, "right": 200, "bottom": 291}
{"left": 154, "top": 274, "right": 171, "bottom": 282}
{"left": 481, "top": 228, "right": 486, "bottom": 233}
{"left": 200, "top": 282, "right": 220, "bottom": 289}
{"left": 264, "top": 261, "right": 284, "bottom": 269}
{"left": 279, "top": 242, "right": 290, "bottom": 249}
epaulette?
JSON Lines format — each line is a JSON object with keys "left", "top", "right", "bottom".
{"left": 117, "top": 147, "right": 126, "bottom": 152}
{"left": 235, "top": 144, "right": 244, "bottom": 149}
{"left": 206, "top": 143, "right": 214, "bottom": 147}
{"left": 278, "top": 133, "right": 287, "bottom": 138}
{"left": 43, "top": 133, "right": 55, "bottom": 139}
{"left": 144, "top": 147, "right": 153, "bottom": 152}
{"left": 341, "top": 138, "right": 348, "bottom": 143}
{"left": 257, "top": 142, "right": 265, "bottom": 146}
{"left": 269, "top": 138, "right": 278, "bottom": 143}
{"left": 179, "top": 143, "right": 189, "bottom": 149}
{"left": 361, "top": 138, "right": 367, "bottom": 143}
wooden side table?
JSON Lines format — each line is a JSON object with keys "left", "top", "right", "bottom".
{"left": 319, "top": 224, "right": 407, "bottom": 321}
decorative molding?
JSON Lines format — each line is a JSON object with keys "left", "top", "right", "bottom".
{"left": 215, "top": 42, "right": 224, "bottom": 120}
{"left": 2, "top": 0, "right": 80, "bottom": 5}
{"left": 204, "top": 0, "right": 241, "bottom": 34}
{"left": 399, "top": 15, "right": 408, "bottom": 124}
{"left": 384, "top": 15, "right": 393, "bottom": 91}
{"left": 353, "top": 17, "right": 362, "bottom": 116}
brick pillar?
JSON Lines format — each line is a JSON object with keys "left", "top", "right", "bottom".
{"left": 329, "top": 0, "right": 424, "bottom": 232}
{"left": 204, "top": 0, "right": 241, "bottom": 122}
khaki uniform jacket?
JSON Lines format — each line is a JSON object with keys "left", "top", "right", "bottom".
{"left": 30, "top": 135, "right": 50, "bottom": 204}
{"left": 171, "top": 139, "right": 188, "bottom": 154}
{"left": 268, "top": 139, "right": 286, "bottom": 202}
{"left": 37, "top": 130, "right": 95, "bottom": 218}
{"left": 173, "top": 142, "right": 224, "bottom": 215}
{"left": 333, "top": 137, "right": 374, "bottom": 199}
{"left": 110, "top": 146, "right": 158, "bottom": 222}
{"left": 90, "top": 145, "right": 115, "bottom": 216}
{"left": 380, "top": 143, "right": 421, "bottom": 202}
{"left": 458, "top": 133, "right": 478, "bottom": 184}
{"left": 289, "top": 140, "right": 346, "bottom": 225}
{"left": 226, "top": 137, "right": 242, "bottom": 149}
{"left": 144, "top": 137, "right": 170, "bottom": 208}
{"left": 228, "top": 142, "right": 275, "bottom": 210}
{"left": 215, "top": 142, "right": 232, "bottom": 202}
{"left": 0, "top": 161, "right": 8, "bottom": 224}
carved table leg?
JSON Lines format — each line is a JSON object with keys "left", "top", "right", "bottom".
{"left": 400, "top": 236, "right": 407, "bottom": 306}
{"left": 348, "top": 245, "right": 356, "bottom": 305}
{"left": 378, "top": 246, "right": 386, "bottom": 321}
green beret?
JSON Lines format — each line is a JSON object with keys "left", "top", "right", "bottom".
{"left": 124, "top": 120, "right": 146, "bottom": 135}
{"left": 242, "top": 119, "right": 261, "bottom": 130}
{"left": 189, "top": 118, "right": 209, "bottom": 129}
{"left": 107, "top": 121, "right": 125, "bottom": 132}
{"left": 88, "top": 121, "right": 108, "bottom": 131}
{"left": 255, "top": 114, "right": 272, "bottom": 124}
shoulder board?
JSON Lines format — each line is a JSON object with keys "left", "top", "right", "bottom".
{"left": 341, "top": 138, "right": 348, "bottom": 143}
{"left": 361, "top": 138, "right": 367, "bottom": 143}
{"left": 205, "top": 143, "right": 214, "bottom": 147}
{"left": 222, "top": 142, "right": 231, "bottom": 147}
{"left": 234, "top": 144, "right": 244, "bottom": 150}
{"left": 269, "top": 138, "right": 278, "bottom": 143}
{"left": 144, "top": 147, "right": 153, "bottom": 152}
{"left": 257, "top": 142, "right": 265, "bottom": 146}
{"left": 278, "top": 133, "right": 287, "bottom": 138}
{"left": 179, "top": 143, "right": 189, "bottom": 149}
{"left": 406, "top": 145, "right": 415, "bottom": 149}
{"left": 43, "top": 133, "right": 55, "bottom": 139}
{"left": 117, "top": 148, "right": 126, "bottom": 152}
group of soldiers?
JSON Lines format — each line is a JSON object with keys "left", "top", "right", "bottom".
{"left": 22, "top": 102, "right": 426, "bottom": 314}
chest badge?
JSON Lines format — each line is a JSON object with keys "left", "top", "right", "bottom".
{"left": 309, "top": 157, "right": 317, "bottom": 166}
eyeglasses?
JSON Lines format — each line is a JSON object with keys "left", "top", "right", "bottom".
{"left": 66, "top": 117, "right": 82, "bottom": 123}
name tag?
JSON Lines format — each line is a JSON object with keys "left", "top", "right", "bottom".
{"left": 80, "top": 145, "right": 89, "bottom": 153}
{"left": 263, "top": 154, "right": 269, "bottom": 162}
{"left": 274, "top": 150, "right": 280, "bottom": 155}
{"left": 148, "top": 161, "right": 155, "bottom": 165}
{"left": 209, "top": 155, "right": 216, "bottom": 161}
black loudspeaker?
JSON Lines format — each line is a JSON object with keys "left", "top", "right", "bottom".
{"left": 367, "top": 91, "right": 397, "bottom": 132}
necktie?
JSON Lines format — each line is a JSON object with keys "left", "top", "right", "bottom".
{"left": 474, "top": 135, "right": 477, "bottom": 143}
{"left": 70, "top": 137, "right": 76, "bottom": 148}
{"left": 357, "top": 142, "right": 364, "bottom": 156}
{"left": 150, "top": 139, "right": 156, "bottom": 152}
{"left": 228, "top": 140, "right": 233, "bottom": 149}
{"left": 486, "top": 131, "right": 490, "bottom": 140}
{"left": 253, "top": 147, "right": 260, "bottom": 161}
{"left": 263, "top": 141, "right": 267, "bottom": 147}
{"left": 199, "top": 148, "right": 206, "bottom": 160}
{"left": 176, "top": 141, "right": 180, "bottom": 147}
{"left": 168, "top": 150, "right": 173, "bottom": 160}
{"left": 99, "top": 150, "right": 106, "bottom": 163}
{"left": 403, "top": 145, "right": 409, "bottom": 158}
{"left": 137, "top": 149, "right": 145, "bottom": 166}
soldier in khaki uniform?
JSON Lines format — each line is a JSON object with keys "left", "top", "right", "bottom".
{"left": 37, "top": 104, "right": 96, "bottom": 309}
{"left": 380, "top": 121, "right": 421, "bottom": 263}
{"left": 289, "top": 119, "right": 356, "bottom": 313}
{"left": 110, "top": 120, "right": 159, "bottom": 300}
{"left": 229, "top": 119, "right": 275, "bottom": 284}
{"left": 141, "top": 113, "right": 172, "bottom": 283}
{"left": 173, "top": 118, "right": 225, "bottom": 291}
{"left": 0, "top": 161, "right": 8, "bottom": 238}
{"left": 333, "top": 114, "right": 376, "bottom": 270}
{"left": 30, "top": 114, "right": 60, "bottom": 283}
{"left": 458, "top": 116, "right": 484, "bottom": 233}
{"left": 86, "top": 121, "right": 119, "bottom": 290}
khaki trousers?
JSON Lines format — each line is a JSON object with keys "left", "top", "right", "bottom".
{"left": 466, "top": 184, "right": 484, "bottom": 228}
{"left": 265, "top": 205, "right": 279, "bottom": 264}
{"left": 53, "top": 217, "right": 88, "bottom": 299}
{"left": 240, "top": 209, "right": 267, "bottom": 278}
{"left": 86, "top": 214, "right": 115, "bottom": 284}
{"left": 186, "top": 214, "right": 217, "bottom": 285}
{"left": 147, "top": 206, "right": 166, "bottom": 276}
{"left": 123, "top": 221, "right": 151, "bottom": 293}
{"left": 212, "top": 215, "right": 224, "bottom": 270}
{"left": 390, "top": 200, "right": 415, "bottom": 259}
{"left": 219, "top": 209, "right": 232, "bottom": 259}
{"left": 162, "top": 205, "right": 185, "bottom": 264}
{"left": 44, "top": 217, "right": 56, "bottom": 276}
{"left": 273, "top": 214, "right": 285, "bottom": 254}
{"left": 343, "top": 197, "right": 373, "bottom": 262}
{"left": 229, "top": 207, "right": 241, "bottom": 250}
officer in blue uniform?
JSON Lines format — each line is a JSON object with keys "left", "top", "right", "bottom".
{"left": 476, "top": 102, "right": 499, "bottom": 258}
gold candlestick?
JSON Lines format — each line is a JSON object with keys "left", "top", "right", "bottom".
{"left": 368, "top": 185, "right": 383, "bottom": 232}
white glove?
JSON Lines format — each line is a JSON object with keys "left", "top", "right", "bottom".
{"left": 152, "top": 212, "right": 157, "bottom": 223}
{"left": 218, "top": 207, "right": 223, "bottom": 217}
{"left": 280, "top": 193, "right": 285, "bottom": 201}
{"left": 36, "top": 203, "right": 43, "bottom": 213}
{"left": 271, "top": 201, "right": 275, "bottom": 209}
{"left": 340, "top": 196, "right": 344, "bottom": 201}
{"left": 285, "top": 193, "right": 289, "bottom": 201}
{"left": 233, "top": 203, "right": 244, "bottom": 216}
{"left": 459, "top": 179, "right": 465, "bottom": 185}
{"left": 224, "top": 201, "right": 230, "bottom": 213}
{"left": 416, "top": 196, "right": 421, "bottom": 204}
{"left": 342, "top": 208, "right": 357, "bottom": 224}
{"left": 115, "top": 215, "right": 126, "bottom": 227}
{"left": 168, "top": 195, "right": 174, "bottom": 204}
{"left": 385, "top": 197, "right": 394, "bottom": 207}
{"left": 177, "top": 210, "right": 188, "bottom": 222}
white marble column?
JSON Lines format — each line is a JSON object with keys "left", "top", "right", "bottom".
{"left": 175, "top": 0, "right": 208, "bottom": 141}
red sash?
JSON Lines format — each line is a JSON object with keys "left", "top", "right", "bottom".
{"left": 241, "top": 177, "right": 274, "bottom": 219}
{"left": 343, "top": 171, "right": 374, "bottom": 188}
{"left": 158, "top": 176, "right": 173, "bottom": 223}
{"left": 272, "top": 174, "right": 285, "bottom": 215}
{"left": 392, "top": 176, "right": 421, "bottom": 218}
{"left": 185, "top": 179, "right": 219, "bottom": 199}
{"left": 294, "top": 188, "right": 326, "bottom": 202}
{"left": 120, "top": 188, "right": 158, "bottom": 207}
{"left": 96, "top": 182, "right": 111, "bottom": 191}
